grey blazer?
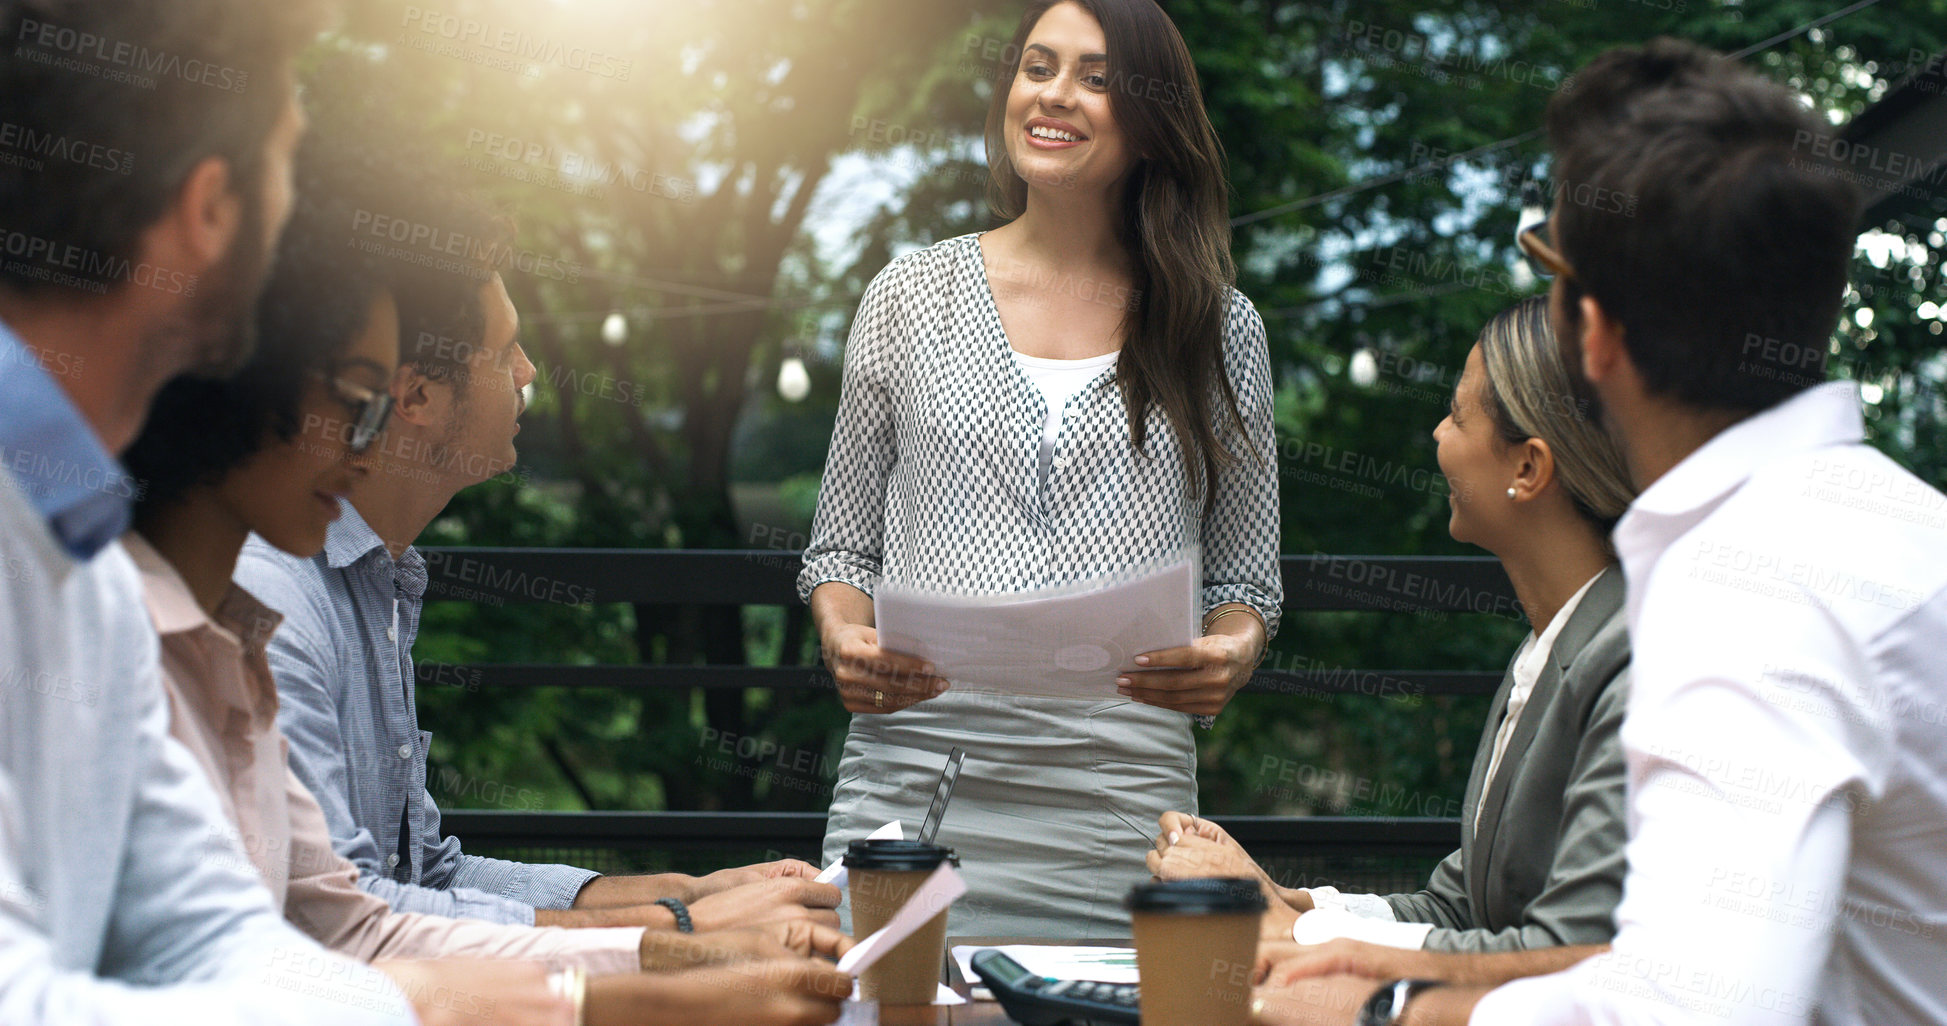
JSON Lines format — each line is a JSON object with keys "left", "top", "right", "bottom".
{"left": 1384, "top": 566, "right": 1631, "bottom": 952}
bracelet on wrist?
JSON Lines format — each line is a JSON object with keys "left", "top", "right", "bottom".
{"left": 546, "top": 966, "right": 587, "bottom": 1026}
{"left": 1201, "top": 605, "right": 1262, "bottom": 635}
{"left": 655, "top": 896, "right": 694, "bottom": 933}
{"left": 1203, "top": 606, "right": 1270, "bottom": 672}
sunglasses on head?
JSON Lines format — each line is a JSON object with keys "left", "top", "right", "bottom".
{"left": 1516, "top": 180, "right": 1576, "bottom": 282}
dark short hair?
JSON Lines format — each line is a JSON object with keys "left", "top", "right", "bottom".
{"left": 1546, "top": 38, "right": 1860, "bottom": 414}
{"left": 0, "top": 0, "right": 332, "bottom": 296}
{"left": 285, "top": 55, "right": 517, "bottom": 393}
{"left": 392, "top": 192, "right": 516, "bottom": 396}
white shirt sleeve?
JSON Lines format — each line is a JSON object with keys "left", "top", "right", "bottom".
{"left": 0, "top": 733, "right": 416, "bottom": 1026}
{"left": 1295, "top": 888, "right": 1436, "bottom": 949}
{"left": 1303, "top": 885, "right": 1402, "bottom": 921}
{"left": 1468, "top": 566, "right": 1880, "bottom": 1025}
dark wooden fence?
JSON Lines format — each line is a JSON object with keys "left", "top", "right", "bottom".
{"left": 422, "top": 548, "right": 1516, "bottom": 872}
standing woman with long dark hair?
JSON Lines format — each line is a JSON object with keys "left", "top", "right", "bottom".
{"left": 799, "top": 0, "right": 1281, "bottom": 936}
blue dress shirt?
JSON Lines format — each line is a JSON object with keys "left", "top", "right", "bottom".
{"left": 236, "top": 500, "right": 598, "bottom": 925}
{"left": 0, "top": 324, "right": 139, "bottom": 558}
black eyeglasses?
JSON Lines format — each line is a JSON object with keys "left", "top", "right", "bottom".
{"left": 314, "top": 371, "right": 394, "bottom": 454}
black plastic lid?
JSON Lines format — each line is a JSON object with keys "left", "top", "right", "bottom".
{"left": 1125, "top": 878, "right": 1267, "bottom": 915}
{"left": 842, "top": 838, "right": 957, "bottom": 871}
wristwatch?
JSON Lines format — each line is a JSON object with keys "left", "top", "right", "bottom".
{"left": 1356, "top": 979, "right": 1447, "bottom": 1026}
{"left": 654, "top": 896, "right": 694, "bottom": 933}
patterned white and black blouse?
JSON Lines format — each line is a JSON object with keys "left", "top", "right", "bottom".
{"left": 798, "top": 232, "right": 1282, "bottom": 625}
{"left": 799, "top": 232, "right": 1282, "bottom": 937}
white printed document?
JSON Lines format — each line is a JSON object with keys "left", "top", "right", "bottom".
{"left": 952, "top": 944, "right": 1140, "bottom": 987}
{"left": 873, "top": 548, "right": 1198, "bottom": 700}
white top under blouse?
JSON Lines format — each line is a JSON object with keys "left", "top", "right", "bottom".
{"left": 1010, "top": 348, "right": 1120, "bottom": 486}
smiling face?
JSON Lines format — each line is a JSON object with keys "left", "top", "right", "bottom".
{"left": 1433, "top": 343, "right": 1523, "bottom": 550}
{"left": 1002, "top": 1, "right": 1138, "bottom": 197}
{"left": 216, "top": 291, "right": 399, "bottom": 557}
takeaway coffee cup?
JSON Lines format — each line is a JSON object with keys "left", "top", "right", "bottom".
{"left": 1127, "top": 878, "right": 1266, "bottom": 1026}
{"left": 845, "top": 839, "right": 958, "bottom": 1004}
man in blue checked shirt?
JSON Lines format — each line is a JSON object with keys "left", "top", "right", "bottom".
{"left": 236, "top": 176, "right": 841, "bottom": 936}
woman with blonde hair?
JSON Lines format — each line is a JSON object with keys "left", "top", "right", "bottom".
{"left": 1155, "top": 295, "right": 1638, "bottom": 962}
{"left": 800, "top": 0, "right": 1282, "bottom": 936}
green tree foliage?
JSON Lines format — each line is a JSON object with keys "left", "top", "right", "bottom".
{"left": 324, "top": 0, "right": 1946, "bottom": 824}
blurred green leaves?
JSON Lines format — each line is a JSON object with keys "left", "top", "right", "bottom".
{"left": 335, "top": 0, "right": 1946, "bottom": 820}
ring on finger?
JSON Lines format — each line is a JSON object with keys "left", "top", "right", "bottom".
{"left": 873, "top": 689, "right": 885, "bottom": 709}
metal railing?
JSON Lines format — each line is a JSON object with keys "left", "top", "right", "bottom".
{"left": 424, "top": 549, "right": 1517, "bottom": 873}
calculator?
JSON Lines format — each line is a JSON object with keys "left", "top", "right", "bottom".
{"left": 969, "top": 949, "right": 1140, "bottom": 1025}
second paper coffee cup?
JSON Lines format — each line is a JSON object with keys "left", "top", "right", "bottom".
{"left": 845, "top": 839, "right": 958, "bottom": 1004}
{"left": 1127, "top": 878, "right": 1266, "bottom": 1026}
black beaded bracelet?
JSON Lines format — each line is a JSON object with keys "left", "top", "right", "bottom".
{"left": 655, "top": 896, "right": 694, "bottom": 933}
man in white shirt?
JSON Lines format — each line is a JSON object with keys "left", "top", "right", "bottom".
{"left": 1253, "top": 38, "right": 1947, "bottom": 1026}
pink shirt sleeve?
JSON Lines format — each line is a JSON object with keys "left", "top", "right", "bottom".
{"left": 280, "top": 762, "right": 643, "bottom": 974}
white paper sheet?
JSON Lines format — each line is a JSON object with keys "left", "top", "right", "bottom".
{"left": 843, "top": 982, "right": 967, "bottom": 1006}
{"left": 817, "top": 819, "right": 903, "bottom": 888}
{"left": 874, "top": 547, "right": 1198, "bottom": 699}
{"left": 952, "top": 944, "right": 1141, "bottom": 987}
{"left": 836, "top": 864, "right": 967, "bottom": 975}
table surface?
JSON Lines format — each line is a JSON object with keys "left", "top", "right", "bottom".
{"left": 861, "top": 936, "right": 1133, "bottom": 1026}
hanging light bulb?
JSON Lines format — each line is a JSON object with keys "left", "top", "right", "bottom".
{"left": 600, "top": 311, "right": 628, "bottom": 347}
{"left": 777, "top": 356, "right": 810, "bottom": 402}
{"left": 1349, "top": 348, "right": 1379, "bottom": 388}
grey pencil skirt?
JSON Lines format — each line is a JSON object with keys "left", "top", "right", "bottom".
{"left": 822, "top": 687, "right": 1198, "bottom": 938}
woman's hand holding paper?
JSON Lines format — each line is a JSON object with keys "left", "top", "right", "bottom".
{"left": 1116, "top": 618, "right": 1262, "bottom": 716}
{"left": 820, "top": 621, "right": 951, "bottom": 715}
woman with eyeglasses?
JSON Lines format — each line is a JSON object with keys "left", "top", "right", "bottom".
{"left": 119, "top": 134, "right": 853, "bottom": 1026}
{"left": 800, "top": 0, "right": 1282, "bottom": 937}
{"left": 1152, "top": 296, "right": 1638, "bottom": 970}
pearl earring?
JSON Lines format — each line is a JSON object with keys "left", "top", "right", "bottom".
{"left": 1506, "top": 487, "right": 1518, "bottom": 499}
